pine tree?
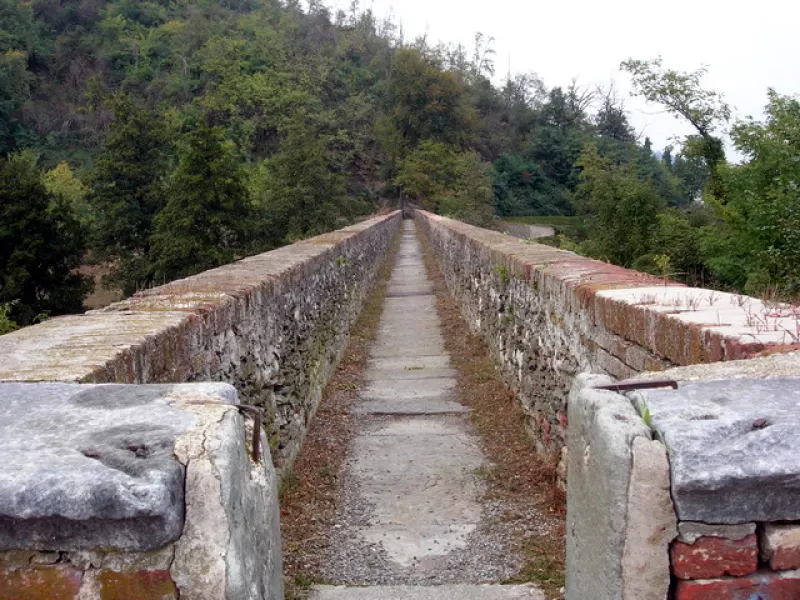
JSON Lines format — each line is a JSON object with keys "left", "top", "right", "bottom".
{"left": 0, "top": 152, "right": 91, "bottom": 326}
{"left": 148, "top": 123, "right": 252, "bottom": 283}
{"left": 89, "top": 94, "right": 170, "bottom": 294}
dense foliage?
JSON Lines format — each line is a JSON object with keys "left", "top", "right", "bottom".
{"left": 0, "top": 1, "right": 798, "bottom": 330}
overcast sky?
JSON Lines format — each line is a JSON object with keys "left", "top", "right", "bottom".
{"left": 327, "top": 0, "right": 800, "bottom": 155}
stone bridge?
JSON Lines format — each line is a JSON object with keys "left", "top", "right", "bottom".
{"left": 1, "top": 211, "right": 800, "bottom": 599}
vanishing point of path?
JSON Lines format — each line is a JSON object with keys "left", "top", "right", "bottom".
{"left": 309, "top": 221, "right": 545, "bottom": 600}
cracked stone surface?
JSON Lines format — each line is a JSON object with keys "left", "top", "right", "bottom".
{"left": 310, "top": 220, "right": 544, "bottom": 599}
{"left": 0, "top": 381, "right": 283, "bottom": 599}
{"left": 0, "top": 382, "right": 235, "bottom": 551}
{"left": 637, "top": 377, "right": 800, "bottom": 523}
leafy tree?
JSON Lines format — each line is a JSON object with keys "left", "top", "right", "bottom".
{"left": 437, "top": 151, "right": 495, "bottom": 227}
{"left": 595, "top": 86, "right": 636, "bottom": 142}
{"left": 649, "top": 209, "right": 708, "bottom": 285}
{"left": 256, "top": 117, "right": 356, "bottom": 244}
{"left": 0, "top": 303, "right": 17, "bottom": 335}
{"left": 149, "top": 122, "right": 253, "bottom": 282}
{"left": 621, "top": 57, "right": 730, "bottom": 199}
{"left": 88, "top": 94, "right": 170, "bottom": 294}
{"left": 395, "top": 141, "right": 494, "bottom": 226}
{"left": 492, "top": 153, "right": 560, "bottom": 217}
{"left": 43, "top": 161, "right": 93, "bottom": 226}
{"left": 576, "top": 144, "right": 665, "bottom": 267}
{"left": 0, "top": 152, "right": 91, "bottom": 326}
{"left": 382, "top": 48, "right": 474, "bottom": 157}
{"left": 705, "top": 91, "right": 800, "bottom": 294}
{"left": 672, "top": 151, "right": 709, "bottom": 205}
{"left": 0, "top": 0, "right": 42, "bottom": 154}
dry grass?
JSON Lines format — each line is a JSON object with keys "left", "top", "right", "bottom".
{"left": 280, "top": 235, "right": 400, "bottom": 599}
{"left": 417, "top": 229, "right": 567, "bottom": 599}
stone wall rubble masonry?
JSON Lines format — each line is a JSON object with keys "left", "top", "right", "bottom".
{"left": 0, "top": 212, "right": 401, "bottom": 472}
{"left": 414, "top": 210, "right": 800, "bottom": 458}
{"left": 0, "top": 382, "right": 283, "bottom": 600}
{"left": 761, "top": 524, "right": 800, "bottom": 571}
{"left": 633, "top": 377, "right": 800, "bottom": 524}
{"left": 566, "top": 373, "right": 676, "bottom": 600}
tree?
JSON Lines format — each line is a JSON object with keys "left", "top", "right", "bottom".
{"left": 0, "top": 0, "right": 40, "bottom": 155}
{"left": 595, "top": 85, "right": 636, "bottom": 142}
{"left": 382, "top": 48, "right": 474, "bottom": 157}
{"left": 43, "top": 161, "right": 93, "bottom": 227}
{"left": 576, "top": 144, "right": 665, "bottom": 267}
{"left": 0, "top": 152, "right": 91, "bottom": 326}
{"left": 148, "top": 122, "right": 253, "bottom": 283}
{"left": 256, "top": 117, "right": 356, "bottom": 244}
{"left": 705, "top": 91, "right": 800, "bottom": 294}
{"left": 621, "top": 57, "right": 730, "bottom": 200}
{"left": 89, "top": 94, "right": 170, "bottom": 294}
{"left": 492, "top": 153, "right": 564, "bottom": 217}
{"left": 394, "top": 140, "right": 494, "bottom": 226}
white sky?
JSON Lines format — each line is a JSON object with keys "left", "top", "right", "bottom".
{"left": 327, "top": 0, "right": 800, "bottom": 155}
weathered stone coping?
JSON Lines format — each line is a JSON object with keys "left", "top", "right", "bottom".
{"left": 0, "top": 212, "right": 400, "bottom": 383}
{"left": 0, "top": 382, "right": 283, "bottom": 599}
{"left": 631, "top": 377, "right": 800, "bottom": 524}
{"left": 0, "top": 212, "right": 402, "bottom": 471}
{"left": 0, "top": 382, "right": 232, "bottom": 552}
{"left": 416, "top": 210, "right": 800, "bottom": 366}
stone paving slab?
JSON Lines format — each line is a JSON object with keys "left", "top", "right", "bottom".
{"left": 366, "top": 356, "right": 453, "bottom": 373}
{"left": 354, "top": 398, "right": 470, "bottom": 415}
{"left": 348, "top": 417, "right": 485, "bottom": 566}
{"left": 362, "top": 367, "right": 459, "bottom": 381}
{"left": 361, "top": 377, "right": 456, "bottom": 399}
{"left": 311, "top": 584, "right": 545, "bottom": 599}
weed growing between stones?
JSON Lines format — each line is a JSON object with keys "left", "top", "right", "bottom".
{"left": 417, "top": 228, "right": 567, "bottom": 600}
{"left": 280, "top": 233, "right": 401, "bottom": 600}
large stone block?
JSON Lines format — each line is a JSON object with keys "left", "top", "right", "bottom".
{"left": 621, "top": 437, "right": 676, "bottom": 599}
{"left": 0, "top": 382, "right": 223, "bottom": 551}
{"left": 638, "top": 377, "right": 800, "bottom": 523}
{"left": 0, "top": 382, "right": 283, "bottom": 599}
{"left": 566, "top": 373, "right": 657, "bottom": 600}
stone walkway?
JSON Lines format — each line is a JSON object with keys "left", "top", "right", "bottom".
{"left": 310, "top": 222, "right": 542, "bottom": 599}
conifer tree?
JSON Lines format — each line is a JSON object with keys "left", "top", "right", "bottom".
{"left": 0, "top": 152, "right": 91, "bottom": 326}
{"left": 148, "top": 122, "right": 252, "bottom": 283}
{"left": 89, "top": 94, "right": 170, "bottom": 294}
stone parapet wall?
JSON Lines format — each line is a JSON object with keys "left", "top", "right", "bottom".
{"left": 414, "top": 210, "right": 800, "bottom": 459}
{"left": 498, "top": 220, "right": 555, "bottom": 240}
{"left": 0, "top": 212, "right": 401, "bottom": 472}
{"left": 0, "top": 383, "right": 282, "bottom": 600}
{"left": 567, "top": 355, "right": 800, "bottom": 599}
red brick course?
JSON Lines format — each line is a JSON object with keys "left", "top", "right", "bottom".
{"left": 761, "top": 524, "right": 800, "bottom": 571}
{"left": 672, "top": 534, "right": 759, "bottom": 580}
{"left": 0, "top": 566, "right": 82, "bottom": 600}
{"left": 675, "top": 570, "right": 800, "bottom": 600}
{"left": 96, "top": 570, "right": 178, "bottom": 600}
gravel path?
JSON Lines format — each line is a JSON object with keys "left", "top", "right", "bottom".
{"left": 309, "top": 221, "right": 550, "bottom": 597}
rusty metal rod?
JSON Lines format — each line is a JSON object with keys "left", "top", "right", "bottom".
{"left": 594, "top": 379, "right": 679, "bottom": 393}
{"left": 235, "top": 404, "right": 263, "bottom": 463}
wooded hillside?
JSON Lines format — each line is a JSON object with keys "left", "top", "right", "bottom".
{"left": 1, "top": 0, "right": 798, "bottom": 331}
